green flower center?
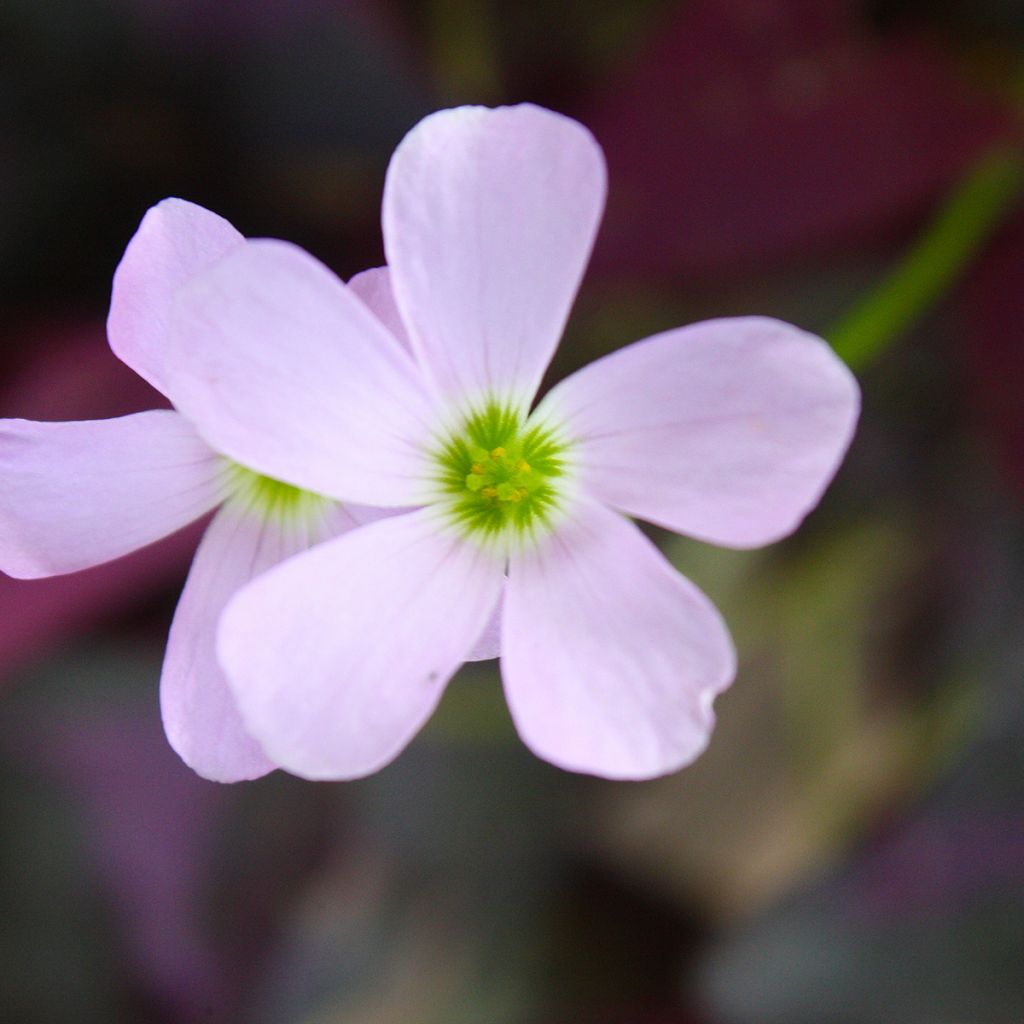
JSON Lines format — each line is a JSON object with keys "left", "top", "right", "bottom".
{"left": 222, "top": 461, "right": 329, "bottom": 524}
{"left": 433, "top": 401, "right": 570, "bottom": 541}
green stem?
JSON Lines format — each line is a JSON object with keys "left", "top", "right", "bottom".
{"left": 828, "top": 147, "right": 1024, "bottom": 371}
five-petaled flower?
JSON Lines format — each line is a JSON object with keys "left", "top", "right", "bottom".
{"left": 150, "top": 103, "right": 859, "bottom": 781}
{"left": 0, "top": 200, "right": 498, "bottom": 781}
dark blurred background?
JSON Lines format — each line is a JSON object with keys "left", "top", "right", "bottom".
{"left": 2, "top": 1, "right": 1024, "bottom": 1022}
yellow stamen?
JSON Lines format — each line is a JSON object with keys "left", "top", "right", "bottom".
{"left": 470, "top": 463, "right": 485, "bottom": 475}
{"left": 516, "top": 459, "right": 531, "bottom": 473}
{"left": 481, "top": 486, "right": 498, "bottom": 499}
{"left": 490, "top": 447, "right": 506, "bottom": 460}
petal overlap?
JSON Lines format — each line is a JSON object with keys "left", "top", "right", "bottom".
{"left": 347, "top": 266, "right": 411, "bottom": 350}
{"left": 537, "top": 317, "right": 860, "bottom": 548}
{"left": 466, "top": 590, "right": 503, "bottom": 662}
{"left": 161, "top": 500, "right": 370, "bottom": 783}
{"left": 0, "top": 411, "right": 223, "bottom": 579}
{"left": 217, "top": 509, "right": 505, "bottom": 780}
{"left": 502, "top": 499, "right": 736, "bottom": 780}
{"left": 383, "top": 104, "right": 607, "bottom": 411}
{"left": 108, "top": 198, "right": 244, "bottom": 400}
{"left": 164, "top": 240, "right": 439, "bottom": 507}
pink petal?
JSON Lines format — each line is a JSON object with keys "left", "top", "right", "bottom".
{"left": 502, "top": 500, "right": 735, "bottom": 780}
{"left": 108, "top": 198, "right": 244, "bottom": 399}
{"left": 538, "top": 317, "right": 859, "bottom": 548}
{"left": 163, "top": 499, "right": 377, "bottom": 782}
{"left": 0, "top": 321, "right": 197, "bottom": 687}
{"left": 347, "top": 266, "right": 410, "bottom": 349}
{"left": 217, "top": 509, "right": 504, "bottom": 780}
{"left": 0, "top": 411, "right": 222, "bottom": 579}
{"left": 383, "top": 104, "right": 606, "bottom": 410}
{"left": 165, "top": 239, "right": 437, "bottom": 507}
{"left": 466, "top": 590, "right": 502, "bottom": 662}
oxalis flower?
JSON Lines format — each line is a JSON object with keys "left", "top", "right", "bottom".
{"left": 0, "top": 200, "right": 500, "bottom": 781}
{"left": 154, "top": 104, "right": 861, "bottom": 782}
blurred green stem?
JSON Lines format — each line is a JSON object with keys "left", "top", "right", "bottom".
{"left": 829, "top": 147, "right": 1024, "bottom": 371}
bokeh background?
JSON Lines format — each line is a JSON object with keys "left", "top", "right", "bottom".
{"left": 2, "top": 1, "right": 1024, "bottom": 1021}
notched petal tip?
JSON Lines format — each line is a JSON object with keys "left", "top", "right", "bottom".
{"left": 502, "top": 500, "right": 736, "bottom": 781}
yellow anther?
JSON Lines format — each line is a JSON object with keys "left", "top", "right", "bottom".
{"left": 516, "top": 487, "right": 529, "bottom": 500}
{"left": 490, "top": 447, "right": 506, "bottom": 460}
{"left": 481, "top": 486, "right": 498, "bottom": 499}
{"left": 470, "top": 463, "right": 486, "bottom": 475}
{"left": 516, "top": 459, "right": 531, "bottom": 473}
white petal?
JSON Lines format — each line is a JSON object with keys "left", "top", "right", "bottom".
{"left": 538, "top": 317, "right": 860, "bottom": 547}
{"left": 162, "top": 500, "right": 365, "bottom": 782}
{"left": 347, "top": 266, "right": 410, "bottom": 349}
{"left": 384, "top": 104, "right": 606, "bottom": 410}
{"left": 217, "top": 510, "right": 505, "bottom": 780}
{"left": 164, "top": 240, "right": 438, "bottom": 507}
{"left": 503, "top": 500, "right": 736, "bottom": 780}
{"left": 108, "top": 198, "right": 244, "bottom": 398}
{"left": 0, "top": 411, "right": 222, "bottom": 579}
{"left": 466, "top": 589, "right": 503, "bottom": 661}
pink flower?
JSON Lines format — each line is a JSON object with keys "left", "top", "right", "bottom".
{"left": 0, "top": 200, "right": 445, "bottom": 781}
{"left": 162, "top": 104, "right": 860, "bottom": 781}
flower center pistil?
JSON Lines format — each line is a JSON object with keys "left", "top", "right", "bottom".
{"left": 434, "top": 400, "right": 570, "bottom": 542}
{"left": 465, "top": 446, "right": 535, "bottom": 504}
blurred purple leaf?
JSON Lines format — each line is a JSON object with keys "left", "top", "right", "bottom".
{"left": 4, "top": 648, "right": 236, "bottom": 1022}
{"left": 963, "top": 210, "right": 1024, "bottom": 496}
{"left": 587, "top": 0, "right": 1015, "bottom": 282}
{"left": 41, "top": 708, "right": 231, "bottom": 1019}
{"left": 853, "top": 811, "right": 1024, "bottom": 920}
{"left": 1, "top": 318, "right": 166, "bottom": 420}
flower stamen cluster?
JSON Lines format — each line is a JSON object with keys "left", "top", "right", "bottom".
{"left": 465, "top": 447, "right": 532, "bottom": 503}
{"left": 433, "top": 400, "right": 569, "bottom": 542}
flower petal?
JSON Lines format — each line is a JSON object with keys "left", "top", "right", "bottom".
{"left": 108, "top": 198, "right": 244, "bottom": 399}
{"left": 162, "top": 500, "right": 367, "bottom": 782}
{"left": 164, "top": 240, "right": 437, "bottom": 507}
{"left": 217, "top": 509, "right": 504, "bottom": 780}
{"left": 0, "top": 411, "right": 222, "bottom": 579}
{"left": 537, "top": 317, "right": 859, "bottom": 548}
{"left": 347, "top": 266, "right": 410, "bottom": 350}
{"left": 466, "top": 589, "right": 503, "bottom": 661}
{"left": 503, "top": 500, "right": 736, "bottom": 780}
{"left": 383, "top": 104, "right": 606, "bottom": 410}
